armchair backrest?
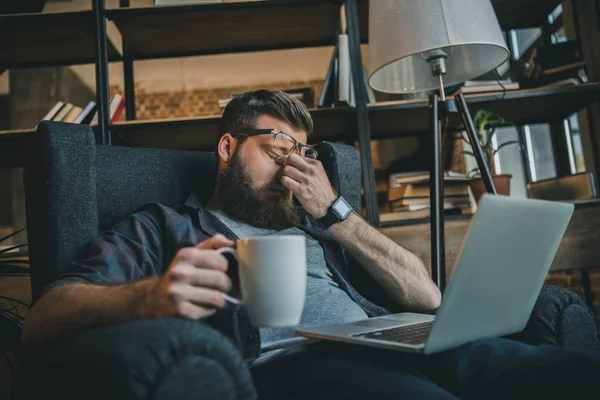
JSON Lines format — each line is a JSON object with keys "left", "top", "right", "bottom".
{"left": 25, "top": 121, "right": 362, "bottom": 301}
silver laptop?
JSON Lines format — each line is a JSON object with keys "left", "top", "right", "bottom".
{"left": 296, "top": 194, "right": 574, "bottom": 355}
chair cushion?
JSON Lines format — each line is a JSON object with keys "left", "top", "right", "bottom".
{"left": 96, "top": 146, "right": 216, "bottom": 231}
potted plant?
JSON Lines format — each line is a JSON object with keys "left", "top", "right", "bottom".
{"left": 457, "top": 109, "right": 520, "bottom": 204}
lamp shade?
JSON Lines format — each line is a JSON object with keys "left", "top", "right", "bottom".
{"left": 368, "top": 0, "right": 510, "bottom": 94}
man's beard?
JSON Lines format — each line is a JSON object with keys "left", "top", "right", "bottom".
{"left": 217, "top": 148, "right": 300, "bottom": 230}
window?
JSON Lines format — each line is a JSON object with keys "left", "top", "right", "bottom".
{"left": 505, "top": 3, "right": 587, "bottom": 186}
{"left": 565, "top": 114, "right": 586, "bottom": 173}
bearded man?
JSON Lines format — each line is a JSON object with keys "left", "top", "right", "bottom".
{"left": 20, "top": 90, "right": 600, "bottom": 400}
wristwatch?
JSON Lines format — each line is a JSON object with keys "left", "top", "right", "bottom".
{"left": 318, "top": 195, "right": 353, "bottom": 229}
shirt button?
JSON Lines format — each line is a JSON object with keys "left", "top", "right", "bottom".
{"left": 249, "top": 333, "right": 259, "bottom": 340}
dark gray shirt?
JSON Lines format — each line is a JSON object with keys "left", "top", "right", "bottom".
{"left": 210, "top": 210, "right": 368, "bottom": 356}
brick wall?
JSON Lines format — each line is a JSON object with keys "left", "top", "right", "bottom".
{"left": 545, "top": 268, "right": 600, "bottom": 327}
{"left": 110, "top": 80, "right": 324, "bottom": 121}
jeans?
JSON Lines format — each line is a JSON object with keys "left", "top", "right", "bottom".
{"left": 251, "top": 338, "right": 600, "bottom": 400}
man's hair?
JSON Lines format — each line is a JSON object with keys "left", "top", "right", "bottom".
{"left": 218, "top": 89, "right": 314, "bottom": 140}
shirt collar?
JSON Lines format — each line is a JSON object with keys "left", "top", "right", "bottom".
{"left": 184, "top": 192, "right": 205, "bottom": 209}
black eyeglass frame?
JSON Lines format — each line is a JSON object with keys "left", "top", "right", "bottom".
{"left": 232, "top": 129, "right": 318, "bottom": 160}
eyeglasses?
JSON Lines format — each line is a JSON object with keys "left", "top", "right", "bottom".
{"left": 232, "top": 129, "right": 318, "bottom": 160}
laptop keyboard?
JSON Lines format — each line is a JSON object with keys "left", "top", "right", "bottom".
{"left": 352, "top": 321, "right": 434, "bottom": 345}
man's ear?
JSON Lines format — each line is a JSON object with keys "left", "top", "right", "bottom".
{"left": 217, "top": 133, "right": 236, "bottom": 164}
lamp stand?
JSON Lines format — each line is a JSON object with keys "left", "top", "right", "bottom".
{"left": 429, "top": 76, "right": 497, "bottom": 292}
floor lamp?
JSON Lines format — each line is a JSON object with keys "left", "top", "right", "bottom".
{"left": 367, "top": 0, "right": 510, "bottom": 291}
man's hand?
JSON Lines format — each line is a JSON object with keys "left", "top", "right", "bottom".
{"left": 149, "top": 234, "right": 235, "bottom": 320}
{"left": 280, "top": 153, "right": 337, "bottom": 218}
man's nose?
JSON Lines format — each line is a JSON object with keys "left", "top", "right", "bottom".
{"left": 274, "top": 155, "right": 286, "bottom": 166}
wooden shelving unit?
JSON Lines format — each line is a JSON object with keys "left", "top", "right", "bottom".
{"left": 107, "top": 0, "right": 342, "bottom": 59}
{"left": 0, "top": 0, "right": 598, "bottom": 228}
{"left": 368, "top": 83, "right": 600, "bottom": 139}
{"left": 0, "top": 10, "right": 120, "bottom": 69}
{"left": 105, "top": 83, "right": 600, "bottom": 150}
{"left": 109, "top": 106, "right": 356, "bottom": 150}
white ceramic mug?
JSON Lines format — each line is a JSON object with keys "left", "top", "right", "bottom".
{"left": 217, "top": 235, "right": 306, "bottom": 327}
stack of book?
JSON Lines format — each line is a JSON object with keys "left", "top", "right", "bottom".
{"left": 523, "top": 40, "right": 586, "bottom": 87}
{"left": 40, "top": 94, "right": 125, "bottom": 127}
{"left": 317, "top": 34, "right": 376, "bottom": 108}
{"left": 381, "top": 171, "right": 474, "bottom": 223}
{"left": 40, "top": 101, "right": 96, "bottom": 124}
{"left": 451, "top": 79, "right": 520, "bottom": 95}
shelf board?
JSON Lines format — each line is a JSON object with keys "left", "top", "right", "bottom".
{"left": 0, "top": 11, "right": 120, "bottom": 69}
{"left": 106, "top": 83, "right": 600, "bottom": 150}
{"left": 368, "top": 83, "right": 600, "bottom": 140}
{"left": 107, "top": 0, "right": 342, "bottom": 60}
{"left": 0, "top": 129, "right": 36, "bottom": 167}
{"left": 379, "top": 213, "right": 472, "bottom": 229}
{"left": 358, "top": 0, "right": 563, "bottom": 43}
{"left": 110, "top": 106, "right": 357, "bottom": 150}
{"left": 4, "top": 84, "right": 599, "bottom": 165}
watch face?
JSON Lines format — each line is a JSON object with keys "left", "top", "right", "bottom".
{"left": 332, "top": 196, "right": 352, "bottom": 219}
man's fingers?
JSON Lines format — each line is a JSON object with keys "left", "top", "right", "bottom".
{"left": 174, "top": 300, "right": 217, "bottom": 320}
{"left": 170, "top": 284, "right": 227, "bottom": 310}
{"left": 171, "top": 263, "right": 232, "bottom": 292}
{"left": 281, "top": 175, "right": 302, "bottom": 193}
{"left": 283, "top": 165, "right": 306, "bottom": 183}
{"left": 284, "top": 153, "right": 310, "bottom": 172}
{"left": 196, "top": 234, "right": 235, "bottom": 250}
{"left": 173, "top": 248, "right": 229, "bottom": 271}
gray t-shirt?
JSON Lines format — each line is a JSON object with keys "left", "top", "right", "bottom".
{"left": 210, "top": 210, "right": 368, "bottom": 356}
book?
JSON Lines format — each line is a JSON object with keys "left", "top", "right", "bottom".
{"left": 380, "top": 208, "right": 431, "bottom": 223}
{"left": 389, "top": 170, "right": 470, "bottom": 188}
{"left": 74, "top": 101, "right": 97, "bottom": 124}
{"left": 453, "top": 81, "right": 520, "bottom": 95}
{"left": 52, "top": 103, "right": 74, "bottom": 121}
{"left": 89, "top": 111, "right": 98, "bottom": 126}
{"left": 318, "top": 45, "right": 338, "bottom": 108}
{"left": 390, "top": 196, "right": 471, "bottom": 207}
{"left": 463, "top": 79, "right": 514, "bottom": 87}
{"left": 337, "top": 33, "right": 352, "bottom": 107}
{"left": 62, "top": 106, "right": 84, "bottom": 123}
{"left": 155, "top": 0, "right": 222, "bottom": 5}
{"left": 388, "top": 184, "right": 471, "bottom": 202}
{"left": 109, "top": 94, "right": 125, "bottom": 123}
{"left": 380, "top": 207, "right": 469, "bottom": 223}
{"left": 88, "top": 94, "right": 124, "bottom": 125}
{"left": 41, "top": 101, "right": 65, "bottom": 121}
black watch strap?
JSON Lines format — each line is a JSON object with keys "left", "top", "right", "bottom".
{"left": 318, "top": 208, "right": 341, "bottom": 229}
{"left": 318, "top": 195, "right": 352, "bottom": 229}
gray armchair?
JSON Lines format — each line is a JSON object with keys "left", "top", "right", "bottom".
{"left": 24, "top": 121, "right": 363, "bottom": 302}
{"left": 18, "top": 121, "right": 598, "bottom": 399}
{"left": 18, "top": 121, "right": 364, "bottom": 399}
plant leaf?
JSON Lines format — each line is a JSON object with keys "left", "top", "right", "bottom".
{"left": 0, "top": 228, "right": 26, "bottom": 244}
{"left": 492, "top": 141, "right": 520, "bottom": 155}
{"left": 0, "top": 244, "right": 27, "bottom": 255}
{"left": 459, "top": 133, "right": 471, "bottom": 145}
{"left": 467, "top": 167, "right": 481, "bottom": 177}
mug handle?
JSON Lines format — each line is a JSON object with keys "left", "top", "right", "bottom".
{"left": 216, "top": 247, "right": 245, "bottom": 306}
